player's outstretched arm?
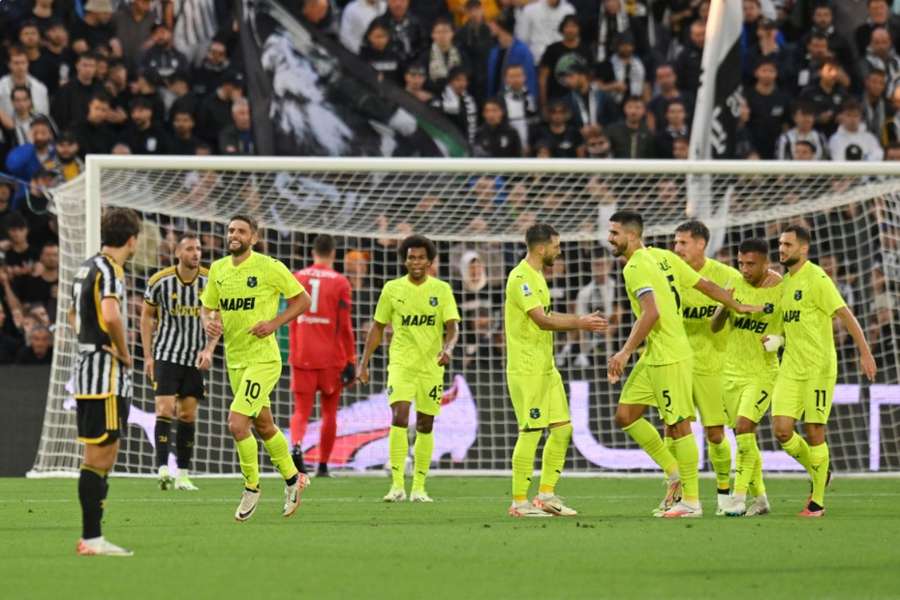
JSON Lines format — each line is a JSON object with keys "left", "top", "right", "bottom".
{"left": 101, "top": 297, "right": 132, "bottom": 368}
{"left": 437, "top": 319, "right": 460, "bottom": 366}
{"left": 527, "top": 307, "right": 607, "bottom": 333}
{"left": 357, "top": 321, "right": 387, "bottom": 384}
{"left": 608, "top": 291, "right": 658, "bottom": 384}
{"left": 694, "top": 278, "right": 762, "bottom": 314}
{"left": 139, "top": 302, "right": 158, "bottom": 378}
{"left": 835, "top": 306, "right": 877, "bottom": 381}
{"left": 710, "top": 304, "right": 729, "bottom": 333}
{"left": 249, "top": 291, "right": 310, "bottom": 338}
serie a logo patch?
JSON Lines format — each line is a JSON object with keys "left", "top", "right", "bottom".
{"left": 429, "top": 296, "right": 438, "bottom": 307}
{"left": 247, "top": 276, "right": 258, "bottom": 288}
{"left": 794, "top": 290, "right": 802, "bottom": 300}
{"left": 522, "top": 283, "right": 532, "bottom": 297}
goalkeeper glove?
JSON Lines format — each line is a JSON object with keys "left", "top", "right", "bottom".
{"left": 341, "top": 362, "right": 356, "bottom": 385}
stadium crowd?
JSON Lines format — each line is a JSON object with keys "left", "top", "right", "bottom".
{"left": 0, "top": 0, "right": 897, "bottom": 369}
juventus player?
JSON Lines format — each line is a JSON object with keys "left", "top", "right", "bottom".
{"left": 141, "top": 234, "right": 209, "bottom": 491}
{"left": 288, "top": 234, "right": 356, "bottom": 477}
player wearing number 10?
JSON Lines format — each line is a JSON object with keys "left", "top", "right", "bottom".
{"left": 772, "top": 225, "right": 877, "bottom": 517}
{"left": 200, "top": 215, "right": 312, "bottom": 522}
{"left": 358, "top": 235, "right": 460, "bottom": 503}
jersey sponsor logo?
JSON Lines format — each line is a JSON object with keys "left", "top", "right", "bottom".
{"left": 683, "top": 305, "right": 717, "bottom": 319}
{"left": 794, "top": 290, "right": 802, "bottom": 300}
{"left": 784, "top": 309, "right": 801, "bottom": 323}
{"left": 170, "top": 304, "right": 201, "bottom": 317}
{"left": 247, "top": 276, "right": 258, "bottom": 288}
{"left": 733, "top": 316, "right": 769, "bottom": 334}
{"left": 429, "top": 296, "right": 438, "bottom": 307}
{"left": 400, "top": 314, "right": 437, "bottom": 326}
{"left": 219, "top": 297, "right": 257, "bottom": 311}
{"left": 522, "top": 283, "right": 532, "bottom": 296}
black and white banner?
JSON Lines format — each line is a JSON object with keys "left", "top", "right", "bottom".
{"left": 239, "top": 0, "right": 469, "bottom": 157}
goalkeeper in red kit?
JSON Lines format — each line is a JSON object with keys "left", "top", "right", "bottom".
{"left": 288, "top": 235, "right": 357, "bottom": 477}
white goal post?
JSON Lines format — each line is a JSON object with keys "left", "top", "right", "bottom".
{"left": 30, "top": 156, "right": 900, "bottom": 477}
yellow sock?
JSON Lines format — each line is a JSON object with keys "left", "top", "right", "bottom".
{"left": 389, "top": 426, "right": 408, "bottom": 490}
{"left": 708, "top": 438, "right": 732, "bottom": 492}
{"left": 623, "top": 419, "right": 677, "bottom": 477}
{"left": 512, "top": 430, "right": 541, "bottom": 502}
{"left": 781, "top": 432, "right": 812, "bottom": 476}
{"left": 672, "top": 434, "right": 700, "bottom": 502}
{"left": 809, "top": 442, "right": 829, "bottom": 507}
{"left": 262, "top": 430, "right": 298, "bottom": 481}
{"left": 411, "top": 431, "right": 434, "bottom": 492}
{"left": 235, "top": 435, "right": 260, "bottom": 489}
{"left": 539, "top": 423, "right": 571, "bottom": 495}
{"left": 751, "top": 445, "right": 766, "bottom": 497}
{"left": 733, "top": 433, "right": 758, "bottom": 496}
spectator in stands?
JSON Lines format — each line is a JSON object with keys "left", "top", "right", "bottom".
{"left": 575, "top": 249, "right": 618, "bottom": 366}
{"left": 563, "top": 62, "right": 619, "bottom": 132}
{"left": 0, "top": 46, "right": 50, "bottom": 119}
{"left": 674, "top": 19, "right": 705, "bottom": 97}
{"left": 2, "top": 213, "right": 38, "bottom": 275}
{"left": 51, "top": 52, "right": 101, "bottom": 131}
{"left": 606, "top": 95, "right": 654, "bottom": 158}
{"left": 746, "top": 58, "right": 790, "bottom": 159}
{"left": 829, "top": 99, "right": 884, "bottom": 161}
{"left": 858, "top": 27, "right": 900, "bottom": 89}
{"left": 15, "top": 324, "right": 52, "bottom": 365}
{"left": 360, "top": 20, "right": 403, "bottom": 85}
{"left": 597, "top": 32, "right": 648, "bottom": 107}
{"left": 800, "top": 59, "right": 849, "bottom": 135}
{"left": 583, "top": 125, "right": 612, "bottom": 158}
{"left": 142, "top": 23, "right": 190, "bottom": 88}
{"left": 460, "top": 306, "right": 502, "bottom": 372}
{"left": 124, "top": 96, "right": 171, "bottom": 154}
{"left": 372, "top": 0, "right": 428, "bottom": 67}
{"left": 742, "top": 0, "right": 764, "bottom": 60}
{"left": 647, "top": 64, "right": 691, "bottom": 131}
{"left": 0, "top": 87, "right": 38, "bottom": 148}
{"left": 473, "top": 98, "right": 522, "bottom": 157}
{"left": 500, "top": 63, "right": 539, "bottom": 155}
{"left": 806, "top": 3, "right": 856, "bottom": 81}
{"left": 195, "top": 70, "right": 242, "bottom": 149}
{"left": 515, "top": 0, "right": 575, "bottom": 64}
{"left": 172, "top": 0, "right": 232, "bottom": 67}
{"left": 219, "top": 99, "right": 254, "bottom": 155}
{"left": 655, "top": 99, "right": 689, "bottom": 159}
{"left": 426, "top": 17, "right": 468, "bottom": 93}
{"left": 340, "top": 0, "right": 386, "bottom": 54}
{"left": 165, "top": 70, "right": 198, "bottom": 120}
{"left": 0, "top": 184, "right": 12, "bottom": 236}
{"left": 430, "top": 66, "right": 479, "bottom": 145}
{"left": 46, "top": 130, "right": 84, "bottom": 182}
{"left": 43, "top": 21, "right": 74, "bottom": 90}
{"left": 4, "top": 117, "right": 54, "bottom": 183}
{"left": 791, "top": 139, "right": 818, "bottom": 160}
{"left": 404, "top": 63, "right": 433, "bottom": 103}
{"left": 777, "top": 100, "right": 828, "bottom": 159}
{"left": 745, "top": 18, "right": 792, "bottom": 88}
{"left": 455, "top": 0, "right": 493, "bottom": 102}
{"left": 18, "top": 20, "right": 59, "bottom": 96}
{"left": 169, "top": 109, "right": 200, "bottom": 154}
{"left": 0, "top": 303, "right": 20, "bottom": 364}
{"left": 131, "top": 69, "right": 167, "bottom": 125}
{"left": 854, "top": 0, "right": 900, "bottom": 57}
{"left": 538, "top": 15, "right": 591, "bottom": 108}
{"left": 862, "top": 69, "right": 888, "bottom": 138}
{"left": 192, "top": 37, "right": 232, "bottom": 98}
{"left": 596, "top": 0, "right": 633, "bottom": 64}
{"left": 486, "top": 14, "right": 538, "bottom": 99}
{"left": 794, "top": 32, "right": 831, "bottom": 94}
{"left": 102, "top": 59, "right": 131, "bottom": 126}
{"left": 12, "top": 242, "right": 57, "bottom": 307}
{"left": 533, "top": 99, "right": 584, "bottom": 158}
{"left": 71, "top": 0, "right": 116, "bottom": 56}
{"left": 113, "top": 0, "right": 155, "bottom": 70}
{"left": 73, "top": 93, "right": 117, "bottom": 157}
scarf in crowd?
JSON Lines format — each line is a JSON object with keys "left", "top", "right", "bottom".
{"left": 610, "top": 54, "right": 645, "bottom": 103}
{"left": 597, "top": 8, "right": 630, "bottom": 62}
{"left": 429, "top": 43, "right": 463, "bottom": 83}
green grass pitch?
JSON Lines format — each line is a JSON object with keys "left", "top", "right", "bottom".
{"left": 2, "top": 476, "right": 899, "bottom": 599}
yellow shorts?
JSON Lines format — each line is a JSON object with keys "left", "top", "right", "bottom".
{"left": 772, "top": 375, "right": 836, "bottom": 424}
{"left": 724, "top": 378, "right": 773, "bottom": 427}
{"left": 619, "top": 358, "right": 693, "bottom": 426}
{"left": 386, "top": 367, "right": 444, "bottom": 417}
{"left": 507, "top": 369, "right": 569, "bottom": 430}
{"left": 692, "top": 372, "right": 728, "bottom": 427}
{"left": 228, "top": 362, "right": 282, "bottom": 418}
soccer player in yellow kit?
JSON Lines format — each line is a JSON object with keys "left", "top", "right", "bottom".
{"left": 358, "top": 235, "right": 460, "bottom": 503}
{"left": 607, "top": 211, "right": 761, "bottom": 518}
{"left": 504, "top": 224, "right": 607, "bottom": 518}
{"left": 672, "top": 220, "right": 742, "bottom": 515}
{"left": 200, "top": 215, "right": 311, "bottom": 522}
{"left": 773, "top": 225, "right": 876, "bottom": 517}
{"left": 711, "top": 239, "right": 783, "bottom": 517}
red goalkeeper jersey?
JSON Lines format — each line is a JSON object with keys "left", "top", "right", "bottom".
{"left": 288, "top": 263, "right": 356, "bottom": 370}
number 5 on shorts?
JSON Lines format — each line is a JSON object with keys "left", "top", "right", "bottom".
{"left": 662, "top": 389, "right": 672, "bottom": 413}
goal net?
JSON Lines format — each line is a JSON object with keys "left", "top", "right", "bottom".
{"left": 30, "top": 157, "right": 900, "bottom": 476}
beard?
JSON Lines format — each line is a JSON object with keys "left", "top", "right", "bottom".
{"left": 229, "top": 240, "right": 249, "bottom": 256}
{"left": 780, "top": 256, "right": 799, "bottom": 268}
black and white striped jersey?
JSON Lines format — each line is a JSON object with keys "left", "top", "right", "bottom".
{"left": 143, "top": 265, "right": 209, "bottom": 366}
